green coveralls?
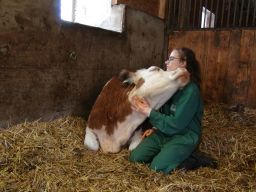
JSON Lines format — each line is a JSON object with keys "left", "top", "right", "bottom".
{"left": 129, "top": 82, "right": 203, "bottom": 174}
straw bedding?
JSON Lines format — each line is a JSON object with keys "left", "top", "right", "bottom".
{"left": 0, "top": 103, "right": 256, "bottom": 192}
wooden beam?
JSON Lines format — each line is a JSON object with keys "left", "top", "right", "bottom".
{"left": 158, "top": 0, "right": 167, "bottom": 19}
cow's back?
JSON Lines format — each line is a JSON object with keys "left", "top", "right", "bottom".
{"left": 87, "top": 76, "right": 134, "bottom": 135}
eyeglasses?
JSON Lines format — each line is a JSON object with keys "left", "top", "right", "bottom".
{"left": 167, "top": 56, "right": 180, "bottom": 62}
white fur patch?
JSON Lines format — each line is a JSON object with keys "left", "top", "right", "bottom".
{"left": 128, "top": 129, "right": 143, "bottom": 151}
{"left": 84, "top": 127, "right": 99, "bottom": 151}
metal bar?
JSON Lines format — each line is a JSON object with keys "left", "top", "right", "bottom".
{"left": 188, "top": 0, "right": 192, "bottom": 28}
{"left": 209, "top": 0, "right": 214, "bottom": 28}
{"left": 181, "top": 0, "right": 187, "bottom": 28}
{"left": 246, "top": 0, "right": 251, "bottom": 27}
{"left": 165, "top": 0, "right": 173, "bottom": 29}
{"left": 253, "top": 0, "right": 256, "bottom": 27}
{"left": 204, "top": 0, "right": 208, "bottom": 28}
{"left": 173, "top": 0, "right": 177, "bottom": 29}
{"left": 221, "top": 0, "right": 225, "bottom": 27}
{"left": 199, "top": 0, "right": 203, "bottom": 28}
{"left": 239, "top": 0, "right": 245, "bottom": 27}
{"left": 193, "top": 0, "right": 197, "bottom": 28}
{"left": 215, "top": 0, "right": 220, "bottom": 27}
{"left": 233, "top": 0, "right": 238, "bottom": 27}
{"left": 178, "top": 0, "right": 182, "bottom": 28}
{"left": 168, "top": 0, "right": 173, "bottom": 28}
{"left": 164, "top": 0, "right": 173, "bottom": 66}
{"left": 168, "top": 0, "right": 176, "bottom": 29}
{"left": 168, "top": 0, "right": 256, "bottom": 30}
{"left": 227, "top": 0, "right": 231, "bottom": 27}
{"left": 173, "top": 0, "right": 177, "bottom": 16}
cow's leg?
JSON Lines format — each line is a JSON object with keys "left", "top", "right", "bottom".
{"left": 84, "top": 127, "right": 99, "bottom": 151}
{"left": 128, "top": 128, "right": 143, "bottom": 151}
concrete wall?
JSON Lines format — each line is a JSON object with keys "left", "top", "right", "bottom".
{"left": 0, "top": 0, "right": 165, "bottom": 127}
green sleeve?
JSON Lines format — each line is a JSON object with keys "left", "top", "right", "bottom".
{"left": 149, "top": 85, "right": 199, "bottom": 136}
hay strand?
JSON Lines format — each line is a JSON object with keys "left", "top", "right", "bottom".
{"left": 0, "top": 104, "right": 256, "bottom": 191}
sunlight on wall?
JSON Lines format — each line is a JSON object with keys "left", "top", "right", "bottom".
{"left": 60, "top": 0, "right": 125, "bottom": 32}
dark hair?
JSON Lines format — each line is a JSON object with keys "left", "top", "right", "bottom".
{"left": 173, "top": 47, "right": 201, "bottom": 89}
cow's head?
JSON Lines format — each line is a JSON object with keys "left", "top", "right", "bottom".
{"left": 119, "top": 66, "right": 190, "bottom": 108}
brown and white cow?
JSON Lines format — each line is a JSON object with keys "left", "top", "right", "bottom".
{"left": 84, "top": 66, "right": 190, "bottom": 153}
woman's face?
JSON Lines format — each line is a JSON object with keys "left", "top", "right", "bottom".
{"left": 165, "top": 50, "right": 186, "bottom": 71}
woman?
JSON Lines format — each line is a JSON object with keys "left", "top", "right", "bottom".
{"left": 129, "top": 47, "right": 204, "bottom": 174}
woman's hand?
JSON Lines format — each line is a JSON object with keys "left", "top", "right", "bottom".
{"left": 131, "top": 96, "right": 152, "bottom": 116}
{"left": 142, "top": 128, "right": 156, "bottom": 138}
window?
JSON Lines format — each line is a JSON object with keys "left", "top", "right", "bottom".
{"left": 60, "top": 0, "right": 125, "bottom": 33}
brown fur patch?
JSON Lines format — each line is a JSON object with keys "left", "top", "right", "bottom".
{"left": 135, "top": 78, "right": 145, "bottom": 89}
{"left": 87, "top": 76, "right": 135, "bottom": 135}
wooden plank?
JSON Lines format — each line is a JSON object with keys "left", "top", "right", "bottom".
{"left": 224, "top": 30, "right": 241, "bottom": 105}
{"left": 168, "top": 31, "right": 205, "bottom": 69}
{"left": 183, "top": 31, "right": 206, "bottom": 94}
{"left": 117, "top": 0, "right": 159, "bottom": 17}
{"left": 200, "top": 31, "right": 231, "bottom": 103}
{"left": 230, "top": 30, "right": 252, "bottom": 105}
{"left": 169, "top": 31, "right": 208, "bottom": 97}
{"left": 158, "top": 0, "right": 167, "bottom": 19}
{"left": 167, "top": 32, "right": 184, "bottom": 69}
{"left": 225, "top": 30, "right": 243, "bottom": 105}
{"left": 215, "top": 31, "right": 231, "bottom": 103}
{"left": 168, "top": 31, "right": 186, "bottom": 53}
{"left": 244, "top": 30, "right": 256, "bottom": 108}
{"left": 168, "top": 29, "right": 256, "bottom": 108}
{"left": 169, "top": 31, "right": 207, "bottom": 96}
{"left": 201, "top": 31, "right": 213, "bottom": 101}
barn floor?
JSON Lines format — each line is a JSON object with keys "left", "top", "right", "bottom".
{"left": 0, "top": 104, "right": 256, "bottom": 192}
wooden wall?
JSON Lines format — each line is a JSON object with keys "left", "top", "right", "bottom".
{"left": 169, "top": 30, "right": 256, "bottom": 108}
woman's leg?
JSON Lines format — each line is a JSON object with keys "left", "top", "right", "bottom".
{"left": 129, "top": 133, "right": 163, "bottom": 163}
{"left": 150, "top": 133, "right": 198, "bottom": 174}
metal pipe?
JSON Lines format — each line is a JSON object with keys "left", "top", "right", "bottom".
{"left": 188, "top": 0, "right": 192, "bottom": 28}
{"left": 209, "top": 0, "right": 214, "bottom": 28}
{"left": 215, "top": 0, "right": 220, "bottom": 27}
{"left": 253, "top": 0, "right": 256, "bottom": 26}
{"left": 233, "top": 0, "right": 238, "bottom": 27}
{"left": 199, "top": 0, "right": 203, "bottom": 28}
{"left": 204, "top": 0, "right": 208, "bottom": 28}
{"left": 227, "top": 0, "right": 231, "bottom": 27}
{"left": 173, "top": 0, "right": 177, "bottom": 29}
{"left": 178, "top": 0, "right": 182, "bottom": 28}
{"left": 239, "top": 0, "right": 245, "bottom": 27}
{"left": 221, "top": 0, "right": 225, "bottom": 27}
{"left": 246, "top": 0, "right": 251, "bottom": 27}
{"left": 193, "top": 0, "right": 197, "bottom": 28}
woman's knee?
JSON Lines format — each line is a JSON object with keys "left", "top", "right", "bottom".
{"left": 129, "top": 150, "right": 142, "bottom": 162}
{"left": 129, "top": 136, "right": 160, "bottom": 163}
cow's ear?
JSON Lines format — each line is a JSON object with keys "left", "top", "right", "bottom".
{"left": 118, "top": 69, "right": 134, "bottom": 85}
